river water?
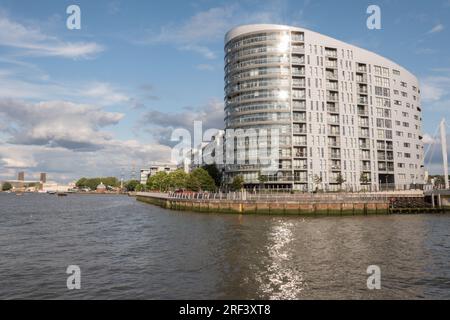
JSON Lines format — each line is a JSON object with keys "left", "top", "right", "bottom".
{"left": 0, "top": 193, "right": 449, "bottom": 299}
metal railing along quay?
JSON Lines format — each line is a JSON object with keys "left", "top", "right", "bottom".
{"left": 161, "top": 191, "right": 424, "bottom": 204}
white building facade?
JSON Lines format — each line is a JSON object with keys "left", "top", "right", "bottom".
{"left": 140, "top": 164, "right": 178, "bottom": 185}
{"left": 224, "top": 24, "right": 424, "bottom": 191}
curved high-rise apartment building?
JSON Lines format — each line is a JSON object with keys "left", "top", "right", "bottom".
{"left": 224, "top": 24, "right": 424, "bottom": 191}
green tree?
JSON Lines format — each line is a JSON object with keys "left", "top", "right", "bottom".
{"left": 230, "top": 175, "right": 244, "bottom": 191}
{"left": 2, "top": 182, "right": 12, "bottom": 191}
{"left": 360, "top": 173, "right": 370, "bottom": 185}
{"left": 135, "top": 184, "right": 145, "bottom": 192}
{"left": 186, "top": 174, "right": 201, "bottom": 192}
{"left": 191, "top": 168, "right": 216, "bottom": 191}
{"left": 258, "top": 173, "right": 268, "bottom": 190}
{"left": 147, "top": 171, "right": 169, "bottom": 191}
{"left": 336, "top": 173, "right": 346, "bottom": 190}
{"left": 202, "top": 164, "right": 222, "bottom": 187}
{"left": 125, "top": 180, "right": 140, "bottom": 192}
{"left": 168, "top": 169, "right": 188, "bottom": 190}
{"left": 313, "top": 175, "right": 322, "bottom": 192}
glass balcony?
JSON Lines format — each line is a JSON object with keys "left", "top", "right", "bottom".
{"left": 356, "top": 76, "right": 367, "bottom": 83}
{"left": 292, "top": 46, "right": 305, "bottom": 53}
{"left": 291, "top": 56, "right": 305, "bottom": 65}
{"left": 358, "top": 97, "right": 368, "bottom": 104}
{"left": 291, "top": 34, "right": 304, "bottom": 42}
{"left": 327, "top": 104, "right": 339, "bottom": 113}
{"left": 292, "top": 68, "right": 305, "bottom": 76}
{"left": 360, "top": 152, "right": 371, "bottom": 160}
{"left": 329, "top": 139, "right": 340, "bottom": 147}
{"left": 359, "top": 119, "right": 369, "bottom": 127}
{"left": 293, "top": 101, "right": 306, "bottom": 110}
{"left": 357, "top": 66, "right": 367, "bottom": 73}
{"left": 326, "top": 72, "right": 338, "bottom": 80}
{"left": 359, "top": 131, "right": 370, "bottom": 138}
{"left": 327, "top": 95, "right": 339, "bottom": 102}
{"left": 292, "top": 79, "right": 306, "bottom": 88}
{"left": 293, "top": 114, "right": 306, "bottom": 122}
{"left": 358, "top": 86, "right": 368, "bottom": 94}
{"left": 325, "top": 50, "right": 337, "bottom": 58}
{"left": 359, "top": 143, "right": 370, "bottom": 149}
{"left": 328, "top": 117, "right": 340, "bottom": 125}
{"left": 358, "top": 109, "right": 369, "bottom": 116}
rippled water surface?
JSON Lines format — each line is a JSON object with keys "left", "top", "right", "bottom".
{"left": 0, "top": 193, "right": 449, "bottom": 299}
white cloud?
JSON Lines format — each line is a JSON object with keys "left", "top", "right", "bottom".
{"left": 83, "top": 82, "right": 130, "bottom": 105}
{"left": 428, "top": 23, "right": 444, "bottom": 34}
{"left": 0, "top": 140, "right": 172, "bottom": 183}
{"left": 196, "top": 64, "right": 215, "bottom": 71}
{"left": 0, "top": 98, "right": 124, "bottom": 151}
{"left": 421, "top": 75, "right": 450, "bottom": 102}
{"left": 135, "top": 2, "right": 288, "bottom": 59}
{"left": 140, "top": 99, "right": 225, "bottom": 145}
{"left": 0, "top": 98, "right": 173, "bottom": 183}
{"left": 0, "top": 69, "right": 131, "bottom": 107}
{"left": 0, "top": 12, "right": 104, "bottom": 59}
{"left": 180, "top": 45, "right": 217, "bottom": 60}
{"left": 423, "top": 133, "right": 439, "bottom": 145}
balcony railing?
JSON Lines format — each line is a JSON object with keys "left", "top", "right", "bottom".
{"left": 357, "top": 66, "right": 367, "bottom": 73}
{"left": 330, "top": 152, "right": 341, "bottom": 159}
{"left": 359, "top": 131, "right": 370, "bottom": 138}
{"left": 291, "top": 35, "right": 304, "bottom": 42}
{"left": 358, "top": 110, "right": 369, "bottom": 116}
{"left": 326, "top": 63, "right": 338, "bottom": 69}
{"left": 293, "top": 116, "right": 306, "bottom": 122}
{"left": 329, "top": 141, "right": 340, "bottom": 147}
{"left": 294, "top": 152, "right": 307, "bottom": 158}
{"left": 325, "top": 51, "right": 338, "bottom": 58}
{"left": 358, "top": 98, "right": 368, "bottom": 104}
{"left": 360, "top": 153, "right": 371, "bottom": 160}
{"left": 292, "top": 46, "right": 305, "bottom": 53}
{"left": 293, "top": 102, "right": 306, "bottom": 110}
{"left": 327, "top": 84, "right": 339, "bottom": 90}
{"left": 293, "top": 140, "right": 307, "bottom": 146}
{"left": 327, "top": 95, "right": 339, "bottom": 102}
{"left": 292, "top": 79, "right": 306, "bottom": 87}
{"left": 328, "top": 118, "right": 340, "bottom": 125}
{"left": 329, "top": 130, "right": 340, "bottom": 136}
{"left": 326, "top": 73, "right": 338, "bottom": 80}
{"left": 292, "top": 70, "right": 305, "bottom": 76}
{"left": 359, "top": 121, "right": 369, "bottom": 127}
{"left": 292, "top": 57, "right": 305, "bottom": 65}
{"left": 358, "top": 87, "right": 368, "bottom": 94}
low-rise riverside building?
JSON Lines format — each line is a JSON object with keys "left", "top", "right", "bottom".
{"left": 140, "top": 163, "right": 178, "bottom": 185}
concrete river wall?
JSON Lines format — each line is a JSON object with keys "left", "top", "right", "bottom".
{"left": 135, "top": 192, "right": 404, "bottom": 216}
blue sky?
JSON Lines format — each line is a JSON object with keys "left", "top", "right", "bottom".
{"left": 0, "top": 0, "right": 449, "bottom": 182}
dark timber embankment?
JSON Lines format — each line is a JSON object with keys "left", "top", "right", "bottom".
{"left": 135, "top": 191, "right": 446, "bottom": 216}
